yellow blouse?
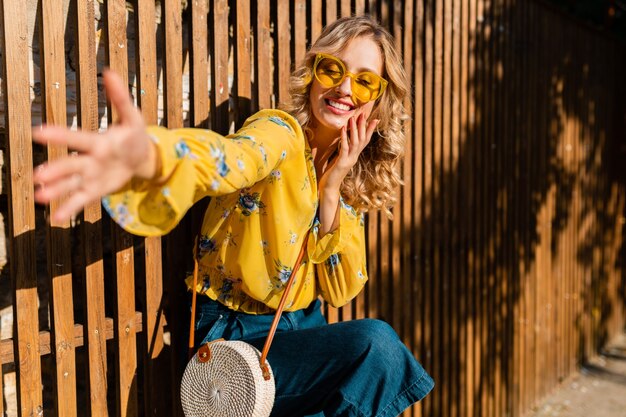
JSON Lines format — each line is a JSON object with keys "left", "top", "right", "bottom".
{"left": 103, "top": 109, "right": 368, "bottom": 314}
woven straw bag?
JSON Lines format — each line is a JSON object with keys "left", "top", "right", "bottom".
{"left": 181, "top": 231, "right": 310, "bottom": 417}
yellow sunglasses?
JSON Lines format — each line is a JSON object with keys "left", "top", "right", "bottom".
{"left": 312, "top": 53, "right": 388, "bottom": 104}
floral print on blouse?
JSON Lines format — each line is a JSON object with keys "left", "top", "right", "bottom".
{"left": 103, "top": 109, "right": 368, "bottom": 314}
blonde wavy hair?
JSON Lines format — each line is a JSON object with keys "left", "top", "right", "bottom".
{"left": 282, "top": 15, "right": 411, "bottom": 218}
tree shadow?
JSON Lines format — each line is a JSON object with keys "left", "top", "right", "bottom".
{"left": 396, "top": 1, "right": 626, "bottom": 416}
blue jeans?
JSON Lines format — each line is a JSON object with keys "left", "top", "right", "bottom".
{"left": 190, "top": 296, "right": 434, "bottom": 417}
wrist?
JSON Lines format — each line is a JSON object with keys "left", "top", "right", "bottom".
{"left": 135, "top": 139, "right": 161, "bottom": 181}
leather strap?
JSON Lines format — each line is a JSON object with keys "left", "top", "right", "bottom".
{"left": 188, "top": 230, "right": 311, "bottom": 380}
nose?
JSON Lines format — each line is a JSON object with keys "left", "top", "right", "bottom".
{"left": 335, "top": 75, "right": 352, "bottom": 97}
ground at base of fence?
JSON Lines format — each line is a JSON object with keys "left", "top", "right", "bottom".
{"left": 529, "top": 333, "right": 626, "bottom": 417}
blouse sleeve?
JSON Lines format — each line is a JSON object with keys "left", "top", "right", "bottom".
{"left": 308, "top": 199, "right": 369, "bottom": 307}
{"left": 102, "top": 109, "right": 303, "bottom": 236}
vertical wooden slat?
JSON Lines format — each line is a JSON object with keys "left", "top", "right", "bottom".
{"left": 255, "top": 0, "right": 271, "bottom": 111}
{"left": 459, "top": 0, "right": 470, "bottom": 415}
{"left": 483, "top": 0, "right": 495, "bottom": 415}
{"left": 391, "top": 0, "right": 403, "bottom": 343}
{"left": 74, "top": 0, "right": 109, "bottom": 415}
{"left": 0, "top": 0, "right": 43, "bottom": 416}
{"left": 236, "top": 0, "right": 252, "bottom": 127}
{"left": 442, "top": 0, "right": 453, "bottom": 413}
{"left": 432, "top": 0, "right": 444, "bottom": 413}
{"left": 422, "top": 0, "right": 434, "bottom": 414}
{"left": 310, "top": 0, "right": 322, "bottom": 42}
{"left": 105, "top": 1, "right": 138, "bottom": 416}
{"left": 212, "top": 0, "right": 229, "bottom": 128}
{"left": 450, "top": 0, "right": 462, "bottom": 414}
{"left": 294, "top": 0, "right": 307, "bottom": 73}
{"left": 340, "top": 0, "right": 351, "bottom": 17}
{"left": 0, "top": 368, "right": 3, "bottom": 416}
{"left": 501, "top": 0, "right": 513, "bottom": 415}
{"left": 38, "top": 0, "right": 78, "bottom": 415}
{"left": 326, "top": 0, "right": 337, "bottom": 25}
{"left": 162, "top": 1, "right": 185, "bottom": 415}
{"left": 466, "top": 0, "right": 478, "bottom": 414}
{"left": 276, "top": 0, "right": 291, "bottom": 107}
{"left": 355, "top": 0, "right": 366, "bottom": 15}
{"left": 134, "top": 1, "right": 166, "bottom": 416}
{"left": 191, "top": 0, "right": 210, "bottom": 128}
{"left": 401, "top": 0, "right": 415, "bottom": 365}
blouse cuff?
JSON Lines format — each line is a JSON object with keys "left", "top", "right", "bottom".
{"left": 102, "top": 126, "right": 204, "bottom": 237}
{"left": 307, "top": 198, "right": 361, "bottom": 263}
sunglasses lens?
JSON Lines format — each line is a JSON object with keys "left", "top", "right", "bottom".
{"left": 352, "top": 73, "right": 383, "bottom": 102}
{"left": 315, "top": 57, "right": 345, "bottom": 87}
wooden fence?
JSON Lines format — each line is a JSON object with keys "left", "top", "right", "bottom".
{"left": 0, "top": 0, "right": 624, "bottom": 416}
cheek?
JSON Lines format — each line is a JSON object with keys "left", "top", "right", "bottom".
{"left": 358, "top": 102, "right": 376, "bottom": 120}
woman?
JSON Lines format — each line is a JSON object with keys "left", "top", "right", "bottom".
{"left": 34, "top": 15, "right": 434, "bottom": 417}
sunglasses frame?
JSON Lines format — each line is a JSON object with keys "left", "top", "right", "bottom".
{"left": 312, "top": 53, "right": 388, "bottom": 104}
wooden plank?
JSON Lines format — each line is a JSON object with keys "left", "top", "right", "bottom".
{"left": 500, "top": 1, "right": 514, "bottom": 415}
{"left": 74, "top": 1, "right": 109, "bottom": 415}
{"left": 190, "top": 0, "right": 210, "bottom": 128}
{"left": 164, "top": 0, "right": 184, "bottom": 127}
{"left": 310, "top": 0, "right": 323, "bottom": 42}
{"left": 236, "top": 0, "right": 252, "bottom": 128}
{"left": 294, "top": 0, "right": 307, "bottom": 65}
{"left": 412, "top": 8, "right": 426, "bottom": 407}
{"left": 38, "top": 0, "right": 78, "bottom": 415}
{"left": 105, "top": 1, "right": 138, "bottom": 416}
{"left": 340, "top": 0, "right": 351, "bottom": 17}
{"left": 1, "top": 313, "right": 146, "bottom": 365}
{"left": 483, "top": 1, "right": 496, "bottom": 415}
{"left": 355, "top": 0, "right": 366, "bottom": 15}
{"left": 441, "top": 0, "right": 452, "bottom": 413}
{"left": 133, "top": 1, "right": 167, "bottom": 416}
{"left": 467, "top": 0, "right": 478, "bottom": 414}
{"left": 162, "top": 1, "right": 186, "bottom": 416}
{"left": 212, "top": 0, "right": 229, "bottom": 129}
{"left": 255, "top": 0, "right": 272, "bottom": 111}
{"left": 326, "top": 0, "right": 337, "bottom": 25}
{"left": 422, "top": 0, "right": 434, "bottom": 414}
{"left": 432, "top": 0, "right": 444, "bottom": 413}
{"left": 276, "top": 0, "right": 291, "bottom": 107}
{"left": 450, "top": 0, "right": 462, "bottom": 414}
{"left": 389, "top": 0, "right": 403, "bottom": 339}
{"left": 401, "top": 0, "right": 415, "bottom": 362}
{"left": 0, "top": 0, "right": 43, "bottom": 415}
{"left": 366, "top": 212, "right": 379, "bottom": 322}
{"left": 459, "top": 0, "right": 471, "bottom": 415}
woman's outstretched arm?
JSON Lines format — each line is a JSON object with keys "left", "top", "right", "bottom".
{"left": 33, "top": 70, "right": 159, "bottom": 222}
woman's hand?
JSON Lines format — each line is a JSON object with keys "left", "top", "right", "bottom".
{"left": 33, "top": 70, "right": 158, "bottom": 223}
{"left": 317, "top": 113, "right": 379, "bottom": 236}
{"left": 318, "top": 113, "right": 379, "bottom": 192}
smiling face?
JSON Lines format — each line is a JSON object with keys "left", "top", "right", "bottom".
{"left": 309, "top": 35, "right": 385, "bottom": 137}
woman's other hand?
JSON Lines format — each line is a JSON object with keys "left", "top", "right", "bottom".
{"left": 33, "top": 69, "right": 159, "bottom": 223}
{"left": 317, "top": 113, "right": 378, "bottom": 236}
{"left": 318, "top": 113, "right": 379, "bottom": 193}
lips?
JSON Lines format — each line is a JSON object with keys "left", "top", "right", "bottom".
{"left": 325, "top": 98, "right": 355, "bottom": 114}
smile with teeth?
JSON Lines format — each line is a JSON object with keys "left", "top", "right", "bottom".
{"left": 326, "top": 99, "right": 354, "bottom": 111}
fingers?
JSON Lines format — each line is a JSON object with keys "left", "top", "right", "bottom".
{"left": 32, "top": 125, "right": 98, "bottom": 153}
{"left": 51, "top": 191, "right": 94, "bottom": 223}
{"left": 365, "top": 118, "right": 379, "bottom": 142}
{"left": 34, "top": 171, "right": 83, "bottom": 203}
{"left": 103, "top": 69, "right": 143, "bottom": 126}
{"left": 34, "top": 156, "right": 85, "bottom": 185}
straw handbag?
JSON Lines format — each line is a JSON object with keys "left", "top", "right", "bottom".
{"left": 180, "top": 231, "right": 310, "bottom": 417}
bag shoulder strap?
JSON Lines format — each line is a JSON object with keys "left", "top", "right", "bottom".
{"left": 188, "top": 230, "right": 311, "bottom": 380}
